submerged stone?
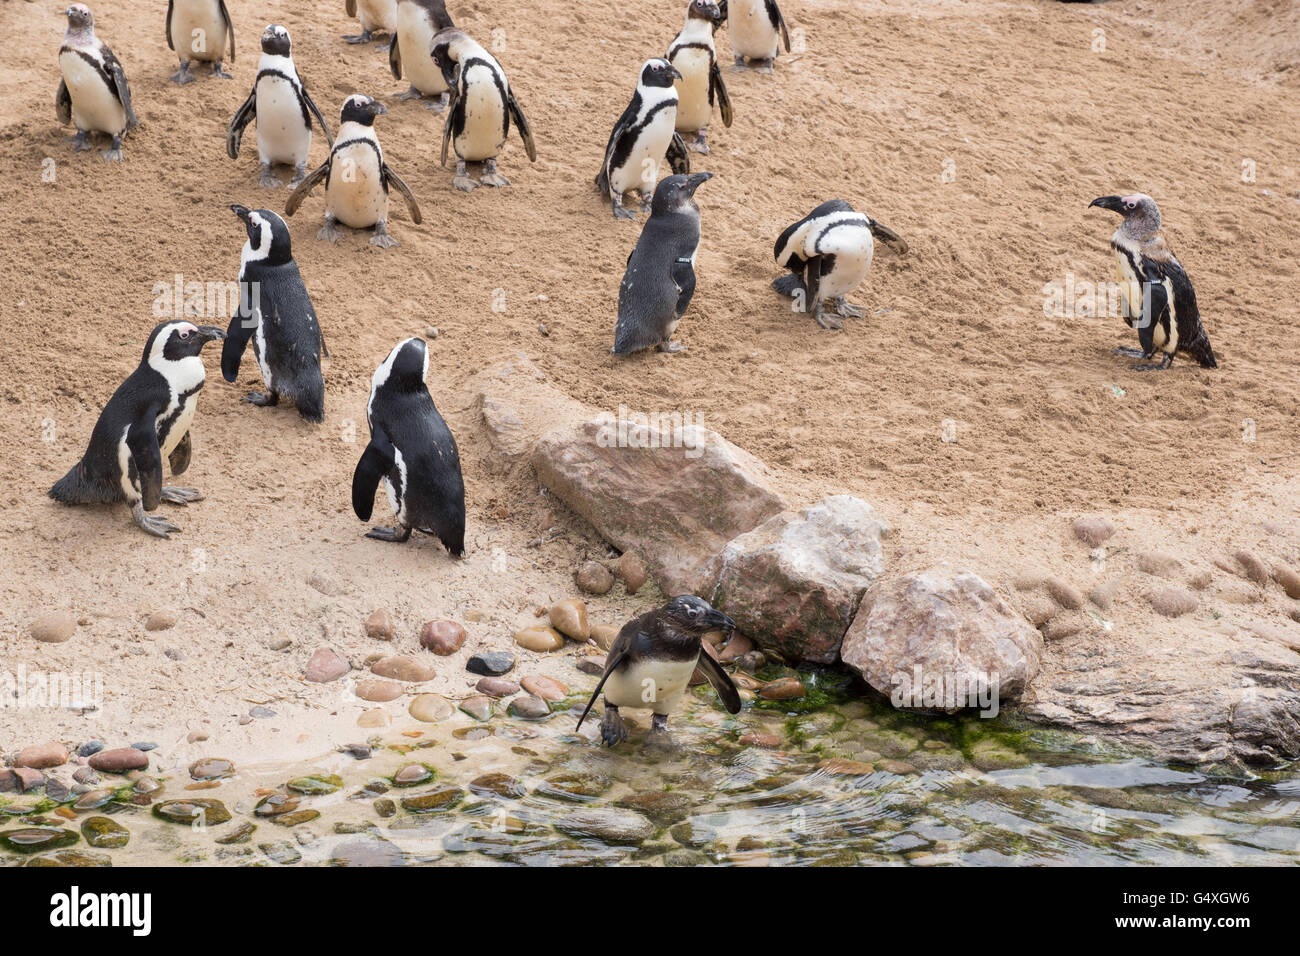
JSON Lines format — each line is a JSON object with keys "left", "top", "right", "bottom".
{"left": 0, "top": 826, "right": 80, "bottom": 854}
{"left": 286, "top": 774, "right": 343, "bottom": 795}
{"left": 151, "top": 799, "right": 232, "bottom": 826}
{"left": 80, "top": 816, "right": 130, "bottom": 849}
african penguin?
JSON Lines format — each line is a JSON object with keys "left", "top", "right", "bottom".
{"left": 720, "top": 0, "right": 792, "bottom": 72}
{"left": 772, "top": 200, "right": 908, "bottom": 331}
{"left": 667, "top": 0, "right": 732, "bottom": 154}
{"left": 612, "top": 172, "right": 713, "bottom": 356}
{"left": 165, "top": 0, "right": 235, "bottom": 83}
{"left": 222, "top": 206, "right": 327, "bottom": 422}
{"left": 576, "top": 596, "right": 741, "bottom": 747}
{"left": 227, "top": 25, "right": 334, "bottom": 189}
{"left": 49, "top": 320, "right": 225, "bottom": 539}
{"left": 285, "top": 94, "right": 423, "bottom": 248}
{"left": 1089, "top": 193, "right": 1217, "bottom": 371}
{"left": 344, "top": 0, "right": 398, "bottom": 47}
{"left": 390, "top": 0, "right": 456, "bottom": 111}
{"left": 431, "top": 28, "right": 537, "bottom": 191}
{"left": 352, "top": 338, "right": 466, "bottom": 555}
{"left": 56, "top": 5, "right": 139, "bottom": 163}
{"left": 595, "top": 58, "right": 691, "bottom": 221}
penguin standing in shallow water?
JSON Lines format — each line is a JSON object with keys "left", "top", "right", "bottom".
{"left": 613, "top": 173, "right": 713, "bottom": 355}
{"left": 390, "top": 0, "right": 456, "bottom": 111}
{"left": 56, "top": 5, "right": 139, "bottom": 162}
{"left": 432, "top": 28, "right": 537, "bottom": 191}
{"left": 595, "top": 59, "right": 691, "bottom": 220}
{"left": 49, "top": 321, "right": 225, "bottom": 539}
{"left": 1088, "top": 193, "right": 1217, "bottom": 371}
{"left": 165, "top": 0, "right": 235, "bottom": 83}
{"left": 772, "top": 200, "right": 908, "bottom": 330}
{"left": 344, "top": 0, "right": 398, "bottom": 47}
{"left": 222, "top": 206, "right": 327, "bottom": 422}
{"left": 227, "top": 25, "right": 333, "bottom": 189}
{"left": 576, "top": 596, "right": 741, "bottom": 747}
{"left": 352, "top": 338, "right": 466, "bottom": 554}
{"left": 286, "top": 94, "right": 423, "bottom": 248}
{"left": 720, "top": 0, "right": 791, "bottom": 72}
{"left": 667, "top": 0, "right": 732, "bottom": 154}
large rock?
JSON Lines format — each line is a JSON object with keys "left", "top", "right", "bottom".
{"left": 473, "top": 354, "right": 589, "bottom": 463}
{"left": 532, "top": 417, "right": 787, "bottom": 595}
{"left": 708, "top": 495, "right": 888, "bottom": 664}
{"left": 842, "top": 565, "right": 1043, "bottom": 711}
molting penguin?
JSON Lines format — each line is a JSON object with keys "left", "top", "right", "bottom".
{"left": 576, "top": 596, "right": 741, "bottom": 747}
{"left": 432, "top": 28, "right": 537, "bottom": 191}
{"left": 1089, "top": 193, "right": 1217, "bottom": 371}
{"left": 222, "top": 206, "right": 327, "bottom": 422}
{"left": 772, "top": 200, "right": 908, "bottom": 330}
{"left": 165, "top": 0, "right": 235, "bottom": 83}
{"left": 285, "top": 94, "right": 423, "bottom": 248}
{"left": 352, "top": 338, "right": 466, "bottom": 554}
{"left": 612, "top": 172, "right": 713, "bottom": 355}
{"left": 720, "top": 0, "right": 791, "bottom": 72}
{"left": 49, "top": 320, "right": 225, "bottom": 539}
{"left": 595, "top": 58, "right": 691, "bottom": 220}
{"left": 390, "top": 0, "right": 456, "bottom": 111}
{"left": 227, "top": 25, "right": 333, "bottom": 189}
{"left": 56, "top": 5, "right": 139, "bottom": 162}
{"left": 667, "top": 0, "right": 732, "bottom": 154}
{"left": 344, "top": 0, "right": 398, "bottom": 47}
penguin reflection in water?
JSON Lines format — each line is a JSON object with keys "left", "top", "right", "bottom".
{"left": 577, "top": 596, "right": 742, "bottom": 747}
{"left": 49, "top": 321, "right": 225, "bottom": 539}
{"left": 352, "top": 339, "right": 466, "bottom": 554}
{"left": 56, "top": 4, "right": 139, "bottom": 162}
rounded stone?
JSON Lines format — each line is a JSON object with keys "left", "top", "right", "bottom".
{"left": 88, "top": 748, "right": 148, "bottom": 774}
{"left": 81, "top": 816, "right": 130, "bottom": 849}
{"left": 355, "top": 679, "right": 403, "bottom": 702}
{"left": 365, "top": 609, "right": 396, "bottom": 640}
{"left": 469, "top": 773, "right": 526, "bottom": 798}
{"left": 408, "top": 694, "right": 453, "bottom": 723}
{"left": 370, "top": 655, "right": 436, "bottom": 682}
{"left": 400, "top": 785, "right": 464, "bottom": 813}
{"left": 357, "top": 708, "right": 390, "bottom": 728}
{"left": 331, "top": 835, "right": 404, "bottom": 867}
{"left": 521, "top": 675, "right": 568, "bottom": 701}
{"left": 0, "top": 827, "right": 80, "bottom": 854}
{"left": 152, "top": 799, "right": 232, "bottom": 826}
{"left": 287, "top": 774, "right": 342, "bottom": 795}
{"left": 475, "top": 676, "right": 520, "bottom": 698}
{"left": 557, "top": 808, "right": 655, "bottom": 845}
{"left": 189, "top": 757, "right": 235, "bottom": 781}
{"left": 73, "top": 788, "right": 114, "bottom": 810}
{"left": 15, "top": 743, "right": 68, "bottom": 770}
{"left": 576, "top": 561, "right": 614, "bottom": 595}
{"left": 507, "top": 694, "right": 551, "bottom": 721}
{"left": 515, "top": 626, "right": 565, "bottom": 652}
{"left": 1071, "top": 516, "right": 1115, "bottom": 547}
{"left": 1045, "top": 577, "right": 1085, "bottom": 610}
{"left": 304, "top": 647, "right": 350, "bottom": 683}
{"left": 144, "top": 608, "right": 180, "bottom": 631}
{"left": 549, "top": 599, "right": 590, "bottom": 641}
{"left": 758, "top": 677, "right": 806, "bottom": 700}
{"left": 392, "top": 764, "right": 433, "bottom": 787}
{"left": 31, "top": 611, "right": 75, "bottom": 644}
{"left": 420, "top": 620, "right": 467, "bottom": 655}
{"left": 467, "top": 651, "right": 515, "bottom": 676}
{"left": 614, "top": 551, "right": 649, "bottom": 594}
{"left": 1146, "top": 585, "right": 1198, "bottom": 617}
{"left": 739, "top": 733, "right": 782, "bottom": 749}
{"left": 459, "top": 695, "right": 494, "bottom": 721}
{"left": 590, "top": 625, "right": 620, "bottom": 651}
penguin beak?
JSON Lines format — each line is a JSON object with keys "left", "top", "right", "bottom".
{"left": 230, "top": 204, "right": 251, "bottom": 222}
{"left": 196, "top": 326, "right": 226, "bottom": 344}
{"left": 1089, "top": 196, "right": 1123, "bottom": 213}
{"left": 667, "top": 65, "right": 683, "bottom": 82}
{"left": 704, "top": 608, "right": 736, "bottom": 633}
{"left": 685, "top": 171, "right": 713, "bottom": 194}
{"left": 372, "top": 101, "right": 388, "bottom": 116}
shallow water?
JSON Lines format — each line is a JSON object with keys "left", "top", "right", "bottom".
{"left": 3, "top": 672, "right": 1298, "bottom": 866}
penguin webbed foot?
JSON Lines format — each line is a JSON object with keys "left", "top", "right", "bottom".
{"left": 365, "top": 524, "right": 413, "bottom": 543}
{"left": 757, "top": 59, "right": 776, "bottom": 75}
{"left": 452, "top": 161, "right": 478, "bottom": 192}
{"left": 317, "top": 218, "right": 342, "bottom": 243}
{"left": 1132, "top": 354, "right": 1173, "bottom": 372}
{"left": 370, "top": 221, "right": 399, "bottom": 249}
{"left": 657, "top": 340, "right": 687, "bottom": 353}
{"left": 689, "top": 131, "right": 710, "bottom": 155}
{"left": 288, "top": 164, "right": 308, "bottom": 187}
{"left": 210, "top": 61, "right": 233, "bottom": 80}
{"left": 834, "top": 297, "right": 864, "bottom": 319}
{"left": 243, "top": 390, "right": 279, "bottom": 407}
{"left": 132, "top": 502, "right": 181, "bottom": 539}
{"left": 612, "top": 195, "right": 636, "bottom": 220}
{"left": 259, "top": 165, "right": 282, "bottom": 189}
{"left": 599, "top": 704, "right": 628, "bottom": 747}
{"left": 813, "top": 308, "right": 844, "bottom": 331}
{"left": 396, "top": 87, "right": 422, "bottom": 102}
{"left": 169, "top": 62, "right": 195, "bottom": 85}
{"left": 1114, "top": 346, "right": 1146, "bottom": 358}
{"left": 68, "top": 130, "right": 94, "bottom": 152}
{"left": 426, "top": 93, "right": 450, "bottom": 113}
{"left": 480, "top": 160, "right": 511, "bottom": 188}
{"left": 160, "top": 486, "right": 204, "bottom": 505}
{"left": 102, "top": 136, "right": 124, "bottom": 163}
{"left": 731, "top": 53, "right": 748, "bottom": 71}
{"left": 343, "top": 31, "right": 373, "bottom": 44}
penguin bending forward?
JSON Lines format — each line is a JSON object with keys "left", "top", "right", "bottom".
{"left": 576, "top": 596, "right": 742, "bottom": 747}
{"left": 667, "top": 0, "right": 732, "bottom": 154}
{"left": 352, "top": 338, "right": 466, "bottom": 554}
{"left": 49, "top": 321, "right": 225, "bottom": 539}
{"left": 228, "top": 25, "right": 333, "bottom": 189}
{"left": 56, "top": 5, "right": 139, "bottom": 162}
{"left": 222, "top": 206, "right": 327, "bottom": 422}
{"left": 613, "top": 172, "right": 713, "bottom": 355}
{"left": 720, "top": 0, "right": 792, "bottom": 72}
{"left": 390, "top": 0, "right": 456, "bottom": 111}
{"left": 344, "top": 0, "right": 398, "bottom": 47}
{"left": 772, "top": 200, "right": 908, "bottom": 330}
{"left": 286, "top": 94, "right": 422, "bottom": 248}
{"left": 1088, "top": 193, "right": 1217, "bottom": 371}
{"left": 165, "top": 0, "right": 235, "bottom": 83}
{"left": 432, "top": 28, "right": 537, "bottom": 191}
{"left": 595, "top": 59, "right": 691, "bottom": 220}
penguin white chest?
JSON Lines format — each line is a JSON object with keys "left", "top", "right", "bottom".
{"left": 255, "top": 75, "right": 312, "bottom": 166}
{"left": 612, "top": 102, "right": 677, "bottom": 196}
{"left": 357, "top": 0, "right": 398, "bottom": 33}
{"left": 672, "top": 48, "right": 714, "bottom": 131}
{"left": 170, "top": 0, "right": 227, "bottom": 63}
{"left": 455, "top": 69, "right": 508, "bottom": 161}
{"left": 326, "top": 142, "right": 388, "bottom": 229}
{"left": 397, "top": 8, "right": 446, "bottom": 94}
{"left": 603, "top": 656, "right": 699, "bottom": 715}
{"left": 383, "top": 445, "right": 408, "bottom": 523}
{"left": 1112, "top": 248, "right": 1143, "bottom": 326}
{"left": 816, "top": 227, "right": 875, "bottom": 299}
{"left": 59, "top": 50, "right": 126, "bottom": 136}
{"left": 729, "top": 0, "right": 779, "bottom": 59}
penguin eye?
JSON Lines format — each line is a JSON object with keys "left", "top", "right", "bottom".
{"left": 177, "top": 328, "right": 192, "bottom": 340}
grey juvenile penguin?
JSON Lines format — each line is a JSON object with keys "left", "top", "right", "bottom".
{"left": 56, "top": 4, "right": 139, "bottom": 162}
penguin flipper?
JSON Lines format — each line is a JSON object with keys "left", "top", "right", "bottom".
{"left": 672, "top": 255, "right": 697, "bottom": 318}
{"left": 769, "top": 0, "right": 792, "bottom": 52}
{"left": 507, "top": 90, "right": 537, "bottom": 162}
{"left": 103, "top": 49, "right": 139, "bottom": 130}
{"left": 352, "top": 429, "right": 396, "bottom": 522}
{"left": 666, "top": 133, "right": 691, "bottom": 175}
{"left": 439, "top": 88, "right": 460, "bottom": 167}
{"left": 227, "top": 88, "right": 256, "bottom": 159}
{"left": 710, "top": 59, "right": 734, "bottom": 128}
{"left": 301, "top": 86, "right": 334, "bottom": 146}
{"left": 56, "top": 79, "right": 72, "bottom": 126}
{"left": 389, "top": 33, "right": 403, "bottom": 80}
{"left": 804, "top": 255, "right": 823, "bottom": 313}
{"left": 218, "top": 0, "right": 235, "bottom": 61}
{"left": 168, "top": 431, "right": 192, "bottom": 476}
{"left": 575, "top": 646, "right": 630, "bottom": 731}
{"left": 165, "top": 0, "right": 175, "bottom": 51}
{"left": 383, "top": 165, "right": 423, "bottom": 225}
{"left": 695, "top": 650, "right": 742, "bottom": 714}
{"left": 869, "top": 219, "right": 908, "bottom": 255}
{"left": 1137, "top": 275, "right": 1162, "bottom": 358}
{"left": 346, "top": 0, "right": 358, "bottom": 18}
{"left": 127, "top": 418, "right": 165, "bottom": 512}
{"left": 221, "top": 306, "right": 256, "bottom": 383}
{"left": 285, "top": 159, "right": 329, "bottom": 217}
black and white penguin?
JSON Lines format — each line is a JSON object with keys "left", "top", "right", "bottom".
{"left": 222, "top": 206, "right": 327, "bottom": 422}
{"left": 352, "top": 338, "right": 466, "bottom": 554}
{"left": 576, "top": 596, "right": 741, "bottom": 747}
{"left": 227, "top": 25, "right": 333, "bottom": 189}
{"left": 49, "top": 320, "right": 225, "bottom": 539}
{"left": 772, "top": 200, "right": 908, "bottom": 330}
{"left": 344, "top": 0, "right": 398, "bottom": 46}
{"left": 612, "top": 172, "right": 713, "bottom": 355}
{"left": 667, "top": 0, "right": 732, "bottom": 154}
{"left": 432, "top": 28, "right": 537, "bottom": 191}
{"left": 595, "top": 58, "right": 691, "bottom": 220}
{"left": 720, "top": 0, "right": 791, "bottom": 72}
{"left": 390, "top": 0, "right": 455, "bottom": 111}
{"left": 285, "top": 94, "right": 423, "bottom": 248}
{"left": 1089, "top": 193, "right": 1217, "bottom": 370}
{"left": 56, "top": 5, "right": 139, "bottom": 163}
{"left": 165, "top": 0, "right": 235, "bottom": 83}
